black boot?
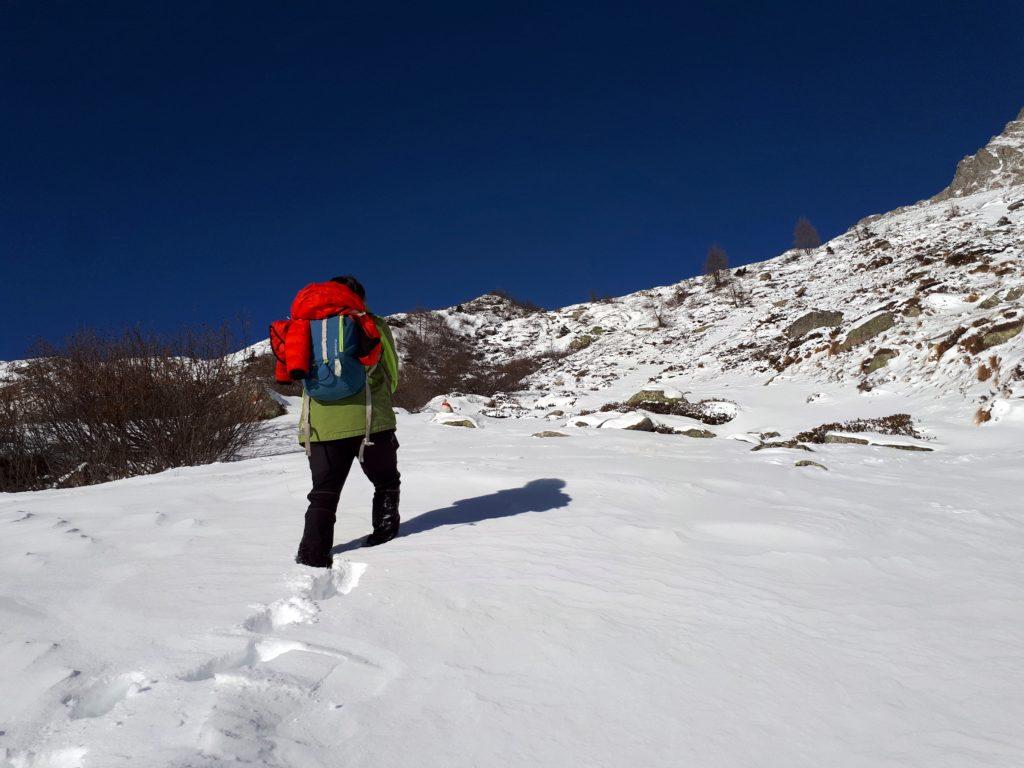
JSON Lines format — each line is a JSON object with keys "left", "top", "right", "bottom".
{"left": 296, "top": 490, "right": 338, "bottom": 567}
{"left": 364, "top": 488, "right": 400, "bottom": 547}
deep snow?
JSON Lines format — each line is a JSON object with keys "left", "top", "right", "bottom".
{"left": 2, "top": 384, "right": 1023, "bottom": 768}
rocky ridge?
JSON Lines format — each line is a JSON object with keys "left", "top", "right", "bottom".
{"left": 389, "top": 107, "right": 1024, "bottom": 422}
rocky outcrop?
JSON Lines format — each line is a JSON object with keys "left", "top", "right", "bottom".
{"left": 862, "top": 348, "right": 899, "bottom": 373}
{"left": 978, "top": 320, "right": 1023, "bottom": 351}
{"left": 785, "top": 310, "right": 844, "bottom": 339}
{"left": 932, "top": 107, "right": 1024, "bottom": 201}
{"left": 840, "top": 313, "right": 895, "bottom": 351}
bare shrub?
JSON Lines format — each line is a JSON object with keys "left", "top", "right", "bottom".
{"left": 795, "top": 414, "right": 924, "bottom": 443}
{"left": 3, "top": 327, "right": 266, "bottom": 491}
{"left": 793, "top": 217, "right": 822, "bottom": 252}
{"left": 704, "top": 244, "right": 729, "bottom": 289}
{"left": 391, "top": 312, "right": 562, "bottom": 411}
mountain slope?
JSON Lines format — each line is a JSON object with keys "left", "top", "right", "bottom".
{"left": 392, "top": 108, "right": 1024, "bottom": 421}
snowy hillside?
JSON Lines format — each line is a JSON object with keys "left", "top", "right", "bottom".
{"left": 391, "top": 108, "right": 1024, "bottom": 423}
{"left": 3, "top": 388, "right": 1023, "bottom": 767}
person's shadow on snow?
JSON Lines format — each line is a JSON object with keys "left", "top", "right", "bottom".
{"left": 331, "top": 478, "right": 570, "bottom": 554}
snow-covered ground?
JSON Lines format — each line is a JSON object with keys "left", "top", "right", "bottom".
{"left": 3, "top": 386, "right": 1022, "bottom": 768}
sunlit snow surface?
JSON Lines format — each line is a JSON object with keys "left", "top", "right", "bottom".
{"left": 2, "top": 387, "right": 1022, "bottom": 767}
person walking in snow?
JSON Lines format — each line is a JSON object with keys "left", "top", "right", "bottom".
{"left": 269, "top": 275, "right": 401, "bottom": 566}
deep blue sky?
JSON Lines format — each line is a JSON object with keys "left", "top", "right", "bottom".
{"left": 3, "top": 1, "right": 1023, "bottom": 358}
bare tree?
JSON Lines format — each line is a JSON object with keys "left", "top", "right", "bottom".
{"left": 704, "top": 244, "right": 729, "bottom": 289}
{"left": 793, "top": 217, "right": 821, "bottom": 253}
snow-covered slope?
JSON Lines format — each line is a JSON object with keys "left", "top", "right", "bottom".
{"left": 392, "top": 108, "right": 1024, "bottom": 422}
{"left": 3, "top": 391, "right": 1023, "bottom": 767}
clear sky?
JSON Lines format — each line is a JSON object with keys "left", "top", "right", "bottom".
{"left": 2, "top": 1, "right": 1023, "bottom": 358}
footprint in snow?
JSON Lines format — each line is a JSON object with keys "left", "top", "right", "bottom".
{"left": 63, "top": 671, "right": 154, "bottom": 720}
{"left": 243, "top": 559, "right": 367, "bottom": 634}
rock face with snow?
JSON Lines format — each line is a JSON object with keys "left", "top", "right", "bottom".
{"left": 932, "top": 107, "right": 1024, "bottom": 201}
{"left": 388, "top": 106, "right": 1024, "bottom": 420}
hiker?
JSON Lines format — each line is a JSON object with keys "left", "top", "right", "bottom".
{"left": 269, "top": 275, "right": 401, "bottom": 566}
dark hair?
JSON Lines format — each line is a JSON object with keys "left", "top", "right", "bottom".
{"left": 330, "top": 274, "right": 365, "bottom": 300}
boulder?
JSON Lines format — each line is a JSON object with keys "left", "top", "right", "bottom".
{"left": 978, "top": 293, "right": 1002, "bottom": 310}
{"left": 533, "top": 431, "right": 569, "bottom": 438}
{"left": 979, "top": 321, "right": 1023, "bottom": 350}
{"left": 840, "top": 312, "right": 895, "bottom": 351}
{"left": 678, "top": 428, "right": 715, "bottom": 438}
{"left": 432, "top": 413, "right": 479, "bottom": 428}
{"left": 440, "top": 418, "right": 476, "bottom": 428}
{"left": 626, "top": 387, "right": 683, "bottom": 407}
{"left": 751, "top": 440, "right": 813, "bottom": 452}
{"left": 823, "top": 433, "right": 870, "bottom": 445}
{"left": 601, "top": 413, "right": 655, "bottom": 431}
{"left": 1006, "top": 286, "right": 1024, "bottom": 301}
{"left": 568, "top": 334, "right": 594, "bottom": 352}
{"left": 795, "top": 460, "right": 828, "bottom": 471}
{"left": 877, "top": 443, "right": 933, "bottom": 452}
{"left": 862, "top": 348, "right": 899, "bottom": 373}
{"left": 784, "top": 310, "right": 844, "bottom": 339}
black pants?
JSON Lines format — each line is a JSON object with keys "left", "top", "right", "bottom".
{"left": 298, "top": 430, "right": 401, "bottom": 561}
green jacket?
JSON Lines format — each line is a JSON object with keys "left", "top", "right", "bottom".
{"left": 300, "top": 316, "right": 400, "bottom": 444}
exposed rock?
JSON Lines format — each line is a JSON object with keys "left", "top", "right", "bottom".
{"left": 795, "top": 460, "right": 828, "bottom": 470}
{"left": 978, "top": 293, "right": 1002, "bottom": 310}
{"left": 823, "top": 434, "right": 870, "bottom": 445}
{"left": 978, "top": 321, "right": 1023, "bottom": 350}
{"left": 626, "top": 387, "right": 682, "bottom": 407}
{"left": 840, "top": 312, "right": 895, "bottom": 351}
{"left": 785, "top": 310, "right": 844, "bottom": 339}
{"left": 862, "top": 348, "right": 899, "bottom": 373}
{"left": 605, "top": 414, "right": 655, "bottom": 432}
{"left": 751, "top": 440, "right": 813, "bottom": 452}
{"left": 568, "top": 335, "right": 594, "bottom": 352}
{"left": 1007, "top": 286, "right": 1024, "bottom": 301}
{"left": 623, "top": 391, "right": 736, "bottom": 425}
{"left": 932, "top": 107, "right": 1024, "bottom": 201}
{"left": 533, "top": 430, "right": 569, "bottom": 438}
{"left": 440, "top": 418, "right": 477, "bottom": 428}
{"left": 876, "top": 443, "right": 933, "bottom": 452}
{"left": 678, "top": 428, "right": 715, "bottom": 438}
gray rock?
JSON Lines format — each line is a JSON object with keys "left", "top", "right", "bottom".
{"left": 678, "top": 428, "right": 715, "bottom": 438}
{"left": 441, "top": 419, "right": 477, "bottom": 428}
{"left": 978, "top": 293, "right": 1002, "bottom": 310}
{"left": 785, "top": 310, "right": 844, "bottom": 339}
{"left": 533, "top": 430, "right": 569, "bottom": 438}
{"left": 932, "top": 107, "right": 1024, "bottom": 201}
{"left": 876, "top": 443, "right": 933, "bottom": 452}
{"left": 795, "top": 460, "right": 828, "bottom": 470}
{"left": 623, "top": 417, "right": 655, "bottom": 432}
{"left": 862, "top": 348, "right": 899, "bottom": 373}
{"left": 751, "top": 440, "right": 813, "bottom": 452}
{"left": 840, "top": 312, "right": 895, "bottom": 351}
{"left": 823, "top": 433, "right": 870, "bottom": 445}
{"left": 979, "top": 321, "right": 1023, "bottom": 350}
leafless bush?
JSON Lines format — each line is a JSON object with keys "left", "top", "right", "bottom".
{"left": 704, "top": 244, "right": 729, "bottom": 289}
{"left": 2, "top": 327, "right": 267, "bottom": 491}
{"left": 793, "top": 217, "right": 821, "bottom": 252}
{"left": 391, "top": 311, "right": 563, "bottom": 410}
